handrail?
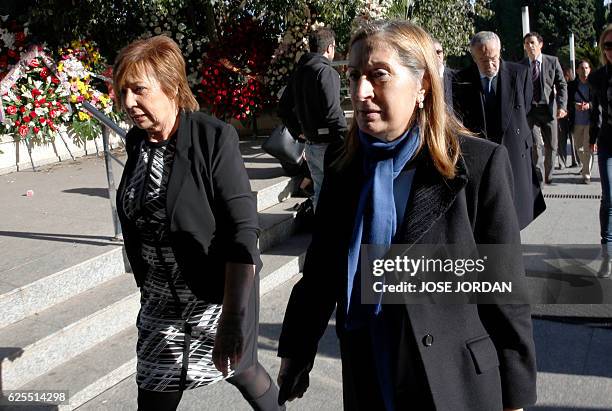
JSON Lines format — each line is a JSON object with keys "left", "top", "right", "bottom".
{"left": 82, "top": 101, "right": 127, "bottom": 141}
{"left": 81, "top": 100, "right": 128, "bottom": 241}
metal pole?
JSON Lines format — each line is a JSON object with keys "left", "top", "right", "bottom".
{"left": 102, "top": 125, "right": 122, "bottom": 241}
{"left": 521, "top": 6, "right": 530, "bottom": 37}
{"left": 569, "top": 33, "right": 576, "bottom": 79}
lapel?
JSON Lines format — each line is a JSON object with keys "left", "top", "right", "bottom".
{"left": 166, "top": 111, "right": 191, "bottom": 225}
{"left": 499, "top": 60, "right": 515, "bottom": 135}
{"left": 468, "top": 65, "right": 487, "bottom": 131}
{"left": 396, "top": 147, "right": 469, "bottom": 245}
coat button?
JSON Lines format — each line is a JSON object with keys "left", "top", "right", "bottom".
{"left": 423, "top": 334, "right": 434, "bottom": 346}
{"left": 516, "top": 129, "right": 520, "bottom": 134}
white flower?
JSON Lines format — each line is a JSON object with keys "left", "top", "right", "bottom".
{"left": 178, "top": 23, "right": 186, "bottom": 31}
{"left": 154, "top": 27, "right": 162, "bottom": 34}
{"left": 35, "top": 107, "right": 46, "bottom": 116}
{"left": 176, "top": 33, "right": 184, "bottom": 41}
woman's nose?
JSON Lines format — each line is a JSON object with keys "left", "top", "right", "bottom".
{"left": 353, "top": 77, "right": 374, "bottom": 100}
{"left": 122, "top": 89, "right": 135, "bottom": 109}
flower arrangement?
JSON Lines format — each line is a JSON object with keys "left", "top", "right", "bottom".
{"left": 0, "top": 18, "right": 29, "bottom": 80}
{"left": 198, "top": 13, "right": 277, "bottom": 121}
{"left": 137, "top": 0, "right": 208, "bottom": 85}
{"left": 57, "top": 39, "right": 106, "bottom": 75}
{"left": 56, "top": 41, "right": 118, "bottom": 142}
{"left": 264, "top": 7, "right": 320, "bottom": 99}
{"left": 1, "top": 52, "right": 71, "bottom": 144}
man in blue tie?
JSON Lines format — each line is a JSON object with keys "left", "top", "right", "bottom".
{"left": 522, "top": 32, "right": 568, "bottom": 185}
{"left": 453, "top": 31, "right": 545, "bottom": 229}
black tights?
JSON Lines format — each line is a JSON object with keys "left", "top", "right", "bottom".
{"left": 137, "top": 362, "right": 283, "bottom": 411}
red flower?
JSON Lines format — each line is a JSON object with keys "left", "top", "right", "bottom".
{"left": 18, "top": 125, "right": 29, "bottom": 136}
{"left": 39, "top": 117, "right": 47, "bottom": 125}
{"left": 30, "top": 111, "right": 37, "bottom": 118}
{"left": 14, "top": 120, "right": 20, "bottom": 126}
{"left": 29, "top": 59, "right": 40, "bottom": 68}
{"left": 51, "top": 77, "right": 60, "bottom": 85}
{"left": 39, "top": 68, "right": 49, "bottom": 78}
{"left": 20, "top": 107, "right": 26, "bottom": 113}
{"left": 23, "top": 116, "right": 31, "bottom": 123}
{"left": 6, "top": 106, "right": 17, "bottom": 115}
{"left": 32, "top": 89, "right": 41, "bottom": 97}
{"left": 34, "top": 100, "right": 40, "bottom": 108}
{"left": 33, "top": 126, "right": 40, "bottom": 133}
{"left": 7, "top": 49, "right": 17, "bottom": 58}
{"left": 49, "top": 110, "right": 57, "bottom": 118}
{"left": 15, "top": 32, "right": 25, "bottom": 43}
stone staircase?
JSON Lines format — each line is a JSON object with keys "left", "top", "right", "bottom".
{"left": 0, "top": 140, "right": 310, "bottom": 410}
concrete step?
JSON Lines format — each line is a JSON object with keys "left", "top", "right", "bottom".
{"left": 0, "top": 195, "right": 306, "bottom": 332}
{"left": 0, "top": 273, "right": 139, "bottom": 390}
{"left": 258, "top": 197, "right": 304, "bottom": 252}
{"left": 8, "top": 233, "right": 311, "bottom": 410}
{"left": 19, "top": 326, "right": 138, "bottom": 411}
{"left": 241, "top": 140, "right": 297, "bottom": 212}
{"left": 0, "top": 246, "right": 126, "bottom": 330}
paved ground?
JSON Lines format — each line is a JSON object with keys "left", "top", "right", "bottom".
{"left": 1, "top": 149, "right": 611, "bottom": 410}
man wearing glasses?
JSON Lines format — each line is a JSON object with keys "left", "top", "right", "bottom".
{"left": 453, "top": 31, "right": 545, "bottom": 229}
{"left": 522, "top": 32, "right": 568, "bottom": 185}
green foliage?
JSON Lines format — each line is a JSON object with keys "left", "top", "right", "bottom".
{"left": 530, "top": 0, "right": 595, "bottom": 55}
{"left": 488, "top": 0, "right": 524, "bottom": 60}
{"left": 473, "top": 0, "right": 495, "bottom": 33}
{"left": 408, "top": 0, "right": 475, "bottom": 58}
{"left": 557, "top": 43, "right": 602, "bottom": 71}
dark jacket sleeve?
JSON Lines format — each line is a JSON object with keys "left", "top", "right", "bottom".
{"left": 553, "top": 57, "right": 568, "bottom": 112}
{"left": 212, "top": 124, "right": 260, "bottom": 265}
{"left": 278, "top": 147, "right": 341, "bottom": 361}
{"left": 589, "top": 73, "right": 602, "bottom": 145}
{"left": 278, "top": 81, "right": 303, "bottom": 139}
{"left": 474, "top": 145, "right": 537, "bottom": 409}
{"left": 318, "top": 66, "right": 347, "bottom": 137}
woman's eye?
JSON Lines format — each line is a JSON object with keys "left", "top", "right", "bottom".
{"left": 134, "top": 86, "right": 145, "bottom": 93}
{"left": 372, "top": 70, "right": 390, "bottom": 80}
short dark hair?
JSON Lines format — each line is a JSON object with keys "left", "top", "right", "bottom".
{"left": 523, "top": 32, "right": 543, "bottom": 44}
{"left": 309, "top": 27, "right": 336, "bottom": 53}
{"left": 577, "top": 60, "right": 591, "bottom": 68}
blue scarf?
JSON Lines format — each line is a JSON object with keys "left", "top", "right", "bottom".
{"left": 346, "top": 125, "right": 421, "bottom": 323}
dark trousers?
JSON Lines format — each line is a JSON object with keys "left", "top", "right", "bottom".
{"left": 528, "top": 106, "right": 558, "bottom": 182}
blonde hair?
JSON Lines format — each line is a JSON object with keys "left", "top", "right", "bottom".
{"left": 338, "top": 20, "right": 469, "bottom": 179}
{"left": 599, "top": 24, "right": 612, "bottom": 66}
{"left": 113, "top": 35, "right": 199, "bottom": 111}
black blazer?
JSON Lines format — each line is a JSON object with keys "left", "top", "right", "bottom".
{"left": 278, "top": 136, "right": 537, "bottom": 410}
{"left": 588, "top": 66, "right": 610, "bottom": 148}
{"left": 443, "top": 67, "right": 456, "bottom": 111}
{"left": 116, "top": 111, "right": 261, "bottom": 303}
{"left": 453, "top": 60, "right": 545, "bottom": 230}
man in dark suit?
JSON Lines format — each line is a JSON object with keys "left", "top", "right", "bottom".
{"left": 454, "top": 31, "right": 545, "bottom": 229}
{"left": 522, "top": 32, "right": 568, "bottom": 184}
{"left": 433, "top": 39, "right": 455, "bottom": 110}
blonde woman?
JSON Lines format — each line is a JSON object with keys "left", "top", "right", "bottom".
{"left": 277, "top": 21, "right": 536, "bottom": 411}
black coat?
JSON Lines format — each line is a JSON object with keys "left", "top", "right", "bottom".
{"left": 278, "top": 136, "right": 537, "bottom": 411}
{"left": 588, "top": 65, "right": 610, "bottom": 149}
{"left": 453, "top": 60, "right": 545, "bottom": 230}
{"left": 116, "top": 111, "right": 261, "bottom": 303}
{"left": 278, "top": 52, "right": 347, "bottom": 143}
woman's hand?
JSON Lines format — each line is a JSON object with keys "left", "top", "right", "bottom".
{"left": 212, "top": 312, "right": 244, "bottom": 376}
{"left": 277, "top": 357, "right": 313, "bottom": 405}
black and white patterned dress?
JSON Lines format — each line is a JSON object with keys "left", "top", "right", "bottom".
{"left": 122, "top": 136, "right": 232, "bottom": 392}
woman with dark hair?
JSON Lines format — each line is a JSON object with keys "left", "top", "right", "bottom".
{"left": 589, "top": 24, "right": 612, "bottom": 278}
{"left": 113, "top": 35, "right": 282, "bottom": 410}
{"left": 276, "top": 21, "right": 536, "bottom": 411}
